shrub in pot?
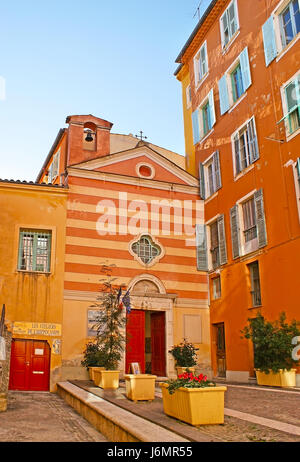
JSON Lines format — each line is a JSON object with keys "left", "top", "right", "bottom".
{"left": 241, "top": 311, "right": 300, "bottom": 387}
{"left": 81, "top": 342, "right": 108, "bottom": 381}
{"left": 160, "top": 372, "right": 227, "bottom": 425}
{"left": 168, "top": 339, "right": 198, "bottom": 376}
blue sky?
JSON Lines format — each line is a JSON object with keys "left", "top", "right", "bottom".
{"left": 0, "top": 0, "right": 212, "bottom": 181}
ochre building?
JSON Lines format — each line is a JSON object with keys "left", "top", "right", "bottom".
{"left": 175, "top": 0, "right": 300, "bottom": 384}
{"left": 0, "top": 180, "right": 67, "bottom": 391}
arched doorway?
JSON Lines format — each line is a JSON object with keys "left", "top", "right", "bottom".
{"left": 125, "top": 276, "right": 168, "bottom": 377}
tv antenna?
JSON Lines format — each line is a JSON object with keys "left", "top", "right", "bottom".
{"left": 193, "top": 0, "right": 204, "bottom": 21}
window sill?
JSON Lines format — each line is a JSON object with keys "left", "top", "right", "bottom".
{"left": 248, "top": 305, "right": 262, "bottom": 310}
{"left": 205, "top": 191, "right": 218, "bottom": 204}
{"left": 276, "top": 34, "right": 300, "bottom": 63}
{"left": 221, "top": 30, "right": 241, "bottom": 55}
{"left": 234, "top": 163, "right": 255, "bottom": 182}
{"left": 199, "top": 128, "right": 214, "bottom": 145}
{"left": 286, "top": 126, "right": 300, "bottom": 142}
{"left": 195, "top": 72, "right": 209, "bottom": 92}
{"left": 17, "top": 270, "right": 51, "bottom": 275}
{"left": 228, "top": 92, "right": 247, "bottom": 114}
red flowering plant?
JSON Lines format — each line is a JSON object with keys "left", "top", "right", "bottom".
{"left": 166, "top": 371, "right": 216, "bottom": 395}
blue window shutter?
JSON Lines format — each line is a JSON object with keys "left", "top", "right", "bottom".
{"left": 208, "top": 89, "right": 216, "bottom": 127}
{"left": 254, "top": 189, "right": 267, "bottom": 248}
{"left": 213, "top": 150, "right": 222, "bottom": 190}
{"left": 217, "top": 215, "right": 227, "bottom": 265}
{"left": 192, "top": 109, "right": 200, "bottom": 145}
{"left": 196, "top": 224, "right": 208, "bottom": 271}
{"left": 296, "top": 158, "right": 300, "bottom": 179}
{"left": 230, "top": 204, "right": 241, "bottom": 259}
{"left": 262, "top": 16, "right": 277, "bottom": 66}
{"left": 218, "top": 75, "right": 230, "bottom": 115}
{"left": 199, "top": 162, "right": 206, "bottom": 199}
{"left": 239, "top": 47, "right": 252, "bottom": 91}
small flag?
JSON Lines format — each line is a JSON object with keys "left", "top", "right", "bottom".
{"left": 122, "top": 290, "right": 131, "bottom": 314}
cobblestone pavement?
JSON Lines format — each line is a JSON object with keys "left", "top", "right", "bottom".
{"left": 223, "top": 385, "right": 300, "bottom": 426}
{"left": 0, "top": 391, "right": 108, "bottom": 442}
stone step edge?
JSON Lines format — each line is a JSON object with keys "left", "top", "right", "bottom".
{"left": 57, "top": 381, "right": 188, "bottom": 443}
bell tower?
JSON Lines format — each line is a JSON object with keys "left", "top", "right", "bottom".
{"left": 66, "top": 114, "right": 113, "bottom": 166}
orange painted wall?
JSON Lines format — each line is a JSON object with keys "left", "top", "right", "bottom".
{"left": 177, "top": 0, "right": 300, "bottom": 379}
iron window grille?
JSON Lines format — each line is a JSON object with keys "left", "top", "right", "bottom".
{"left": 131, "top": 235, "right": 161, "bottom": 265}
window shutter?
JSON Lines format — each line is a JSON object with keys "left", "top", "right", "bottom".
{"left": 239, "top": 47, "right": 252, "bottom": 91}
{"left": 233, "top": 134, "right": 241, "bottom": 175}
{"left": 199, "top": 162, "right": 206, "bottom": 199}
{"left": 248, "top": 118, "right": 259, "bottom": 162}
{"left": 262, "top": 16, "right": 277, "bottom": 66}
{"left": 192, "top": 109, "right": 200, "bottom": 145}
{"left": 218, "top": 74, "right": 230, "bottom": 115}
{"left": 254, "top": 189, "right": 267, "bottom": 248}
{"left": 217, "top": 215, "right": 227, "bottom": 265}
{"left": 213, "top": 150, "right": 222, "bottom": 190}
{"left": 230, "top": 204, "right": 241, "bottom": 259}
{"left": 296, "top": 158, "right": 300, "bottom": 179}
{"left": 208, "top": 89, "right": 216, "bottom": 127}
{"left": 196, "top": 224, "right": 208, "bottom": 271}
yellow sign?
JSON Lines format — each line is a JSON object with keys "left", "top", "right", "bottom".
{"left": 13, "top": 322, "right": 62, "bottom": 337}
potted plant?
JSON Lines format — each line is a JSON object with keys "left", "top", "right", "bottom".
{"left": 160, "top": 372, "right": 227, "bottom": 425}
{"left": 81, "top": 342, "right": 107, "bottom": 382}
{"left": 169, "top": 339, "right": 198, "bottom": 377}
{"left": 88, "top": 265, "right": 127, "bottom": 389}
{"left": 241, "top": 312, "right": 300, "bottom": 387}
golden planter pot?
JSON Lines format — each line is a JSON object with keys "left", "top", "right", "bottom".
{"left": 88, "top": 366, "right": 105, "bottom": 382}
{"left": 255, "top": 369, "right": 296, "bottom": 387}
{"left": 160, "top": 383, "right": 227, "bottom": 426}
{"left": 93, "top": 369, "right": 120, "bottom": 389}
{"left": 124, "top": 374, "right": 157, "bottom": 402}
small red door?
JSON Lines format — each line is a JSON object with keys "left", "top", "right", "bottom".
{"left": 9, "top": 339, "right": 50, "bottom": 391}
{"left": 151, "top": 312, "right": 166, "bottom": 376}
{"left": 126, "top": 310, "right": 145, "bottom": 373}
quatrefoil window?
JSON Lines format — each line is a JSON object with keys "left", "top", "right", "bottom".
{"left": 131, "top": 235, "right": 162, "bottom": 265}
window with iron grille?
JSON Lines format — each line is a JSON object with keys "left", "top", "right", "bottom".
{"left": 210, "top": 221, "right": 220, "bottom": 269}
{"left": 131, "top": 235, "right": 161, "bottom": 265}
{"left": 242, "top": 198, "right": 257, "bottom": 243}
{"left": 212, "top": 276, "right": 221, "bottom": 300}
{"left": 248, "top": 261, "right": 262, "bottom": 307}
{"left": 233, "top": 117, "right": 259, "bottom": 175}
{"left": 18, "top": 229, "right": 52, "bottom": 272}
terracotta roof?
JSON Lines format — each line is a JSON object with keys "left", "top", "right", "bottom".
{"left": 0, "top": 178, "right": 66, "bottom": 188}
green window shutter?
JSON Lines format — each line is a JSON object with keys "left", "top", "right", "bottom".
{"left": 217, "top": 214, "right": 227, "bottom": 265}
{"left": 208, "top": 89, "right": 216, "bottom": 127}
{"left": 262, "top": 16, "right": 277, "bottom": 66}
{"left": 239, "top": 47, "right": 252, "bottom": 91}
{"left": 254, "top": 189, "right": 267, "bottom": 248}
{"left": 196, "top": 224, "right": 208, "bottom": 271}
{"left": 230, "top": 204, "right": 241, "bottom": 259}
{"left": 213, "top": 150, "right": 222, "bottom": 190}
{"left": 218, "top": 74, "right": 230, "bottom": 115}
{"left": 296, "top": 158, "right": 300, "bottom": 178}
{"left": 18, "top": 231, "right": 25, "bottom": 270}
{"left": 192, "top": 109, "right": 200, "bottom": 145}
{"left": 199, "top": 162, "right": 206, "bottom": 199}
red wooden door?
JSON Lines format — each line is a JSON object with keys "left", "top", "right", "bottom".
{"left": 9, "top": 339, "right": 50, "bottom": 391}
{"left": 151, "top": 312, "right": 166, "bottom": 376}
{"left": 126, "top": 310, "right": 145, "bottom": 374}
